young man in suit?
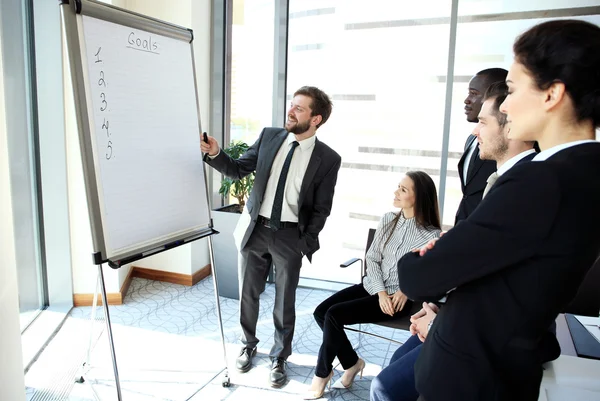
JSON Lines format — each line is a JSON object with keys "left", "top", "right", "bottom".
{"left": 455, "top": 68, "right": 508, "bottom": 224}
{"left": 371, "top": 81, "right": 538, "bottom": 401}
{"left": 201, "top": 86, "right": 341, "bottom": 387}
{"left": 473, "top": 81, "right": 537, "bottom": 195}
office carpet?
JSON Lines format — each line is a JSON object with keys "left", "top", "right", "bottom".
{"left": 25, "top": 277, "right": 411, "bottom": 401}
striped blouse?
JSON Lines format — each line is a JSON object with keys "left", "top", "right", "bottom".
{"left": 362, "top": 211, "right": 441, "bottom": 295}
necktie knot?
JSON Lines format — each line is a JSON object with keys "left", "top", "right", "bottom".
{"left": 482, "top": 171, "right": 499, "bottom": 199}
{"left": 487, "top": 172, "right": 499, "bottom": 184}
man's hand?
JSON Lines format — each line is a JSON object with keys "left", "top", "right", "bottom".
{"left": 200, "top": 133, "right": 220, "bottom": 156}
{"left": 409, "top": 302, "right": 437, "bottom": 342}
{"left": 410, "top": 302, "right": 439, "bottom": 322}
{"left": 378, "top": 291, "right": 395, "bottom": 316}
{"left": 390, "top": 290, "right": 408, "bottom": 312}
{"left": 413, "top": 230, "right": 447, "bottom": 256}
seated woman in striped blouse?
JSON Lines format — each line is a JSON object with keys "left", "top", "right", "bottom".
{"left": 305, "top": 171, "right": 442, "bottom": 400}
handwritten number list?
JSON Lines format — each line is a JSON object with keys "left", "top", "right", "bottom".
{"left": 94, "top": 47, "right": 113, "bottom": 160}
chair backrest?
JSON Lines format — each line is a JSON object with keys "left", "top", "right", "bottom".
{"left": 361, "top": 227, "right": 418, "bottom": 330}
{"left": 363, "top": 228, "right": 377, "bottom": 277}
{"left": 563, "top": 255, "right": 600, "bottom": 317}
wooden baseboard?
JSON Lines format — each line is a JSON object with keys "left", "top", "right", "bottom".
{"left": 73, "top": 264, "right": 212, "bottom": 306}
{"left": 192, "top": 264, "right": 212, "bottom": 285}
{"left": 131, "top": 264, "right": 211, "bottom": 286}
{"left": 73, "top": 292, "right": 123, "bottom": 306}
{"left": 120, "top": 265, "right": 135, "bottom": 299}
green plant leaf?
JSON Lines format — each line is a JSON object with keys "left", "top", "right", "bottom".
{"left": 220, "top": 141, "right": 254, "bottom": 207}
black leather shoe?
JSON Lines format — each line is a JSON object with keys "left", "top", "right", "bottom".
{"left": 270, "top": 358, "right": 287, "bottom": 388}
{"left": 235, "top": 347, "right": 256, "bottom": 373}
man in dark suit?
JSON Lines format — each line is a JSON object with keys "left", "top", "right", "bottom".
{"left": 398, "top": 143, "right": 600, "bottom": 399}
{"left": 455, "top": 68, "right": 508, "bottom": 224}
{"left": 370, "top": 82, "right": 539, "bottom": 401}
{"left": 201, "top": 86, "right": 341, "bottom": 387}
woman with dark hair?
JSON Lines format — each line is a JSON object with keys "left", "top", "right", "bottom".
{"left": 395, "top": 20, "right": 600, "bottom": 401}
{"left": 502, "top": 19, "right": 600, "bottom": 147}
{"left": 304, "top": 171, "right": 441, "bottom": 399}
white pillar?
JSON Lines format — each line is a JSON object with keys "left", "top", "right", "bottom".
{"left": 0, "top": 1, "right": 26, "bottom": 398}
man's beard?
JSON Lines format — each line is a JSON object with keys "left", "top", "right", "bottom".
{"left": 286, "top": 119, "right": 311, "bottom": 135}
{"left": 489, "top": 139, "right": 510, "bottom": 161}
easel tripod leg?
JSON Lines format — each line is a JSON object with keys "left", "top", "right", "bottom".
{"left": 207, "top": 235, "right": 231, "bottom": 387}
{"left": 98, "top": 264, "right": 123, "bottom": 400}
{"left": 76, "top": 270, "right": 102, "bottom": 384}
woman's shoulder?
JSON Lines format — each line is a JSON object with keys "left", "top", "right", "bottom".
{"left": 380, "top": 211, "right": 399, "bottom": 224}
{"left": 419, "top": 226, "right": 442, "bottom": 238}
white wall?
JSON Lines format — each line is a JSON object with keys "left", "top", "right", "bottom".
{"left": 68, "top": 0, "right": 212, "bottom": 294}
{"left": 0, "top": 10, "right": 26, "bottom": 401}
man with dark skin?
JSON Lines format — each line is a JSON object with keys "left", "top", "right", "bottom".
{"left": 455, "top": 68, "right": 508, "bottom": 225}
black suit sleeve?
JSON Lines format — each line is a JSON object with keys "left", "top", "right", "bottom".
{"left": 398, "top": 164, "right": 561, "bottom": 301}
{"left": 203, "top": 129, "right": 265, "bottom": 179}
{"left": 304, "top": 153, "right": 342, "bottom": 244}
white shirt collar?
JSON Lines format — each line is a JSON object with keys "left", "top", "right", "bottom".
{"left": 287, "top": 132, "right": 316, "bottom": 151}
{"left": 497, "top": 149, "right": 536, "bottom": 176}
{"left": 533, "top": 140, "right": 598, "bottom": 161}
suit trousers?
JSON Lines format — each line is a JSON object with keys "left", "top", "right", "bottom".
{"left": 370, "top": 327, "right": 557, "bottom": 401}
{"left": 239, "top": 223, "right": 303, "bottom": 360}
{"left": 313, "top": 284, "right": 412, "bottom": 378}
{"left": 371, "top": 334, "right": 422, "bottom": 401}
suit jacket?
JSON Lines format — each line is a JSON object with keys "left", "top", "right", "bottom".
{"left": 518, "top": 152, "right": 536, "bottom": 164}
{"left": 455, "top": 135, "right": 497, "bottom": 224}
{"left": 205, "top": 127, "right": 342, "bottom": 262}
{"left": 398, "top": 142, "right": 600, "bottom": 400}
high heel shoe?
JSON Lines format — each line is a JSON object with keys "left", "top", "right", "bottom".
{"left": 333, "top": 358, "right": 365, "bottom": 389}
{"left": 303, "top": 370, "right": 334, "bottom": 400}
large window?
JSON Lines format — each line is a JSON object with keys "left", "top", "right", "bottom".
{"left": 287, "top": 1, "right": 453, "bottom": 284}
{"left": 229, "top": 0, "right": 275, "bottom": 146}
{"left": 284, "top": 1, "right": 600, "bottom": 285}
{"left": 444, "top": 3, "right": 600, "bottom": 227}
{"left": 223, "top": 1, "right": 600, "bottom": 286}
{"left": 1, "top": 0, "right": 48, "bottom": 331}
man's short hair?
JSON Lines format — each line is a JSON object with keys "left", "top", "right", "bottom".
{"left": 293, "top": 86, "right": 333, "bottom": 128}
{"left": 483, "top": 81, "right": 508, "bottom": 127}
{"left": 476, "top": 68, "right": 508, "bottom": 88}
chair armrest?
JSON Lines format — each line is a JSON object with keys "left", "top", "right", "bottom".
{"left": 340, "top": 258, "right": 361, "bottom": 268}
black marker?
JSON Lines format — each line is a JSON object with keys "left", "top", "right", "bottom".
{"left": 203, "top": 132, "right": 209, "bottom": 144}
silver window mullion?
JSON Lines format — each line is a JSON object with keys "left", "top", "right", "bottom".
{"left": 438, "top": 0, "right": 460, "bottom": 223}
{"left": 272, "top": 0, "right": 289, "bottom": 127}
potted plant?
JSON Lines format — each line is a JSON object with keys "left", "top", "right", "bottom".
{"left": 210, "top": 141, "right": 254, "bottom": 300}
{"left": 217, "top": 141, "right": 254, "bottom": 213}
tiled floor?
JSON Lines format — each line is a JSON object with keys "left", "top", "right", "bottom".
{"left": 25, "top": 277, "right": 411, "bottom": 401}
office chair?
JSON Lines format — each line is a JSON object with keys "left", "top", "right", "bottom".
{"left": 340, "top": 228, "right": 420, "bottom": 347}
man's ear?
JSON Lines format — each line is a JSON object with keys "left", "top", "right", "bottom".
{"left": 312, "top": 114, "right": 322, "bottom": 127}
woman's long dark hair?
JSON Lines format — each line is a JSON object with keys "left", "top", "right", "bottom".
{"left": 383, "top": 171, "right": 442, "bottom": 248}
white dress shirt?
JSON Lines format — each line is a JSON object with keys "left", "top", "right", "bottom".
{"left": 258, "top": 133, "right": 316, "bottom": 222}
{"left": 462, "top": 137, "right": 478, "bottom": 185}
{"left": 497, "top": 149, "right": 536, "bottom": 176}
{"left": 362, "top": 212, "right": 441, "bottom": 295}
{"left": 533, "top": 139, "right": 598, "bottom": 161}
